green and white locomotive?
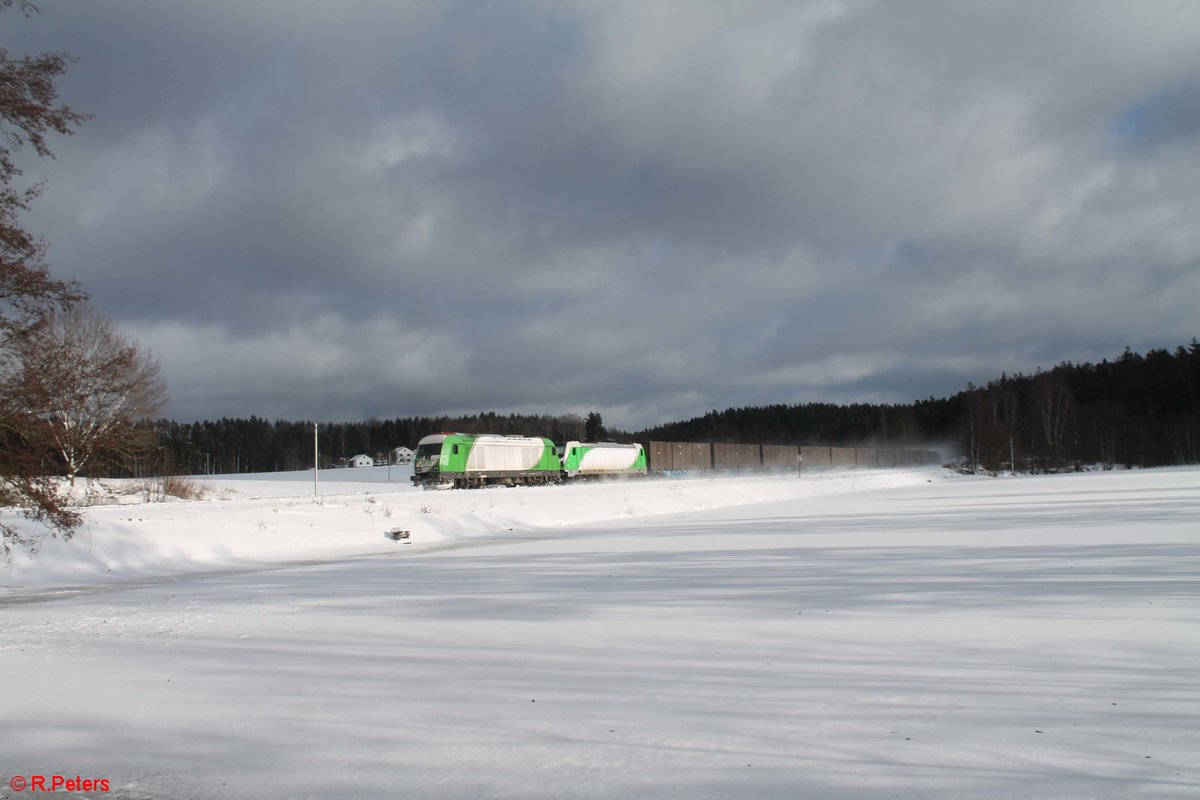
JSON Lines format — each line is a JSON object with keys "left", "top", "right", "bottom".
{"left": 412, "top": 433, "right": 561, "bottom": 488}
{"left": 559, "top": 441, "right": 647, "bottom": 479}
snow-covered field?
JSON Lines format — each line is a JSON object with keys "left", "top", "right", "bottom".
{"left": 2, "top": 466, "right": 1198, "bottom": 799}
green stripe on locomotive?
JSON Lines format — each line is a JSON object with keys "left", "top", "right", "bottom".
{"left": 437, "top": 433, "right": 479, "bottom": 474}
{"left": 560, "top": 441, "right": 648, "bottom": 477}
{"left": 412, "top": 433, "right": 560, "bottom": 486}
{"left": 560, "top": 443, "right": 590, "bottom": 472}
{"left": 518, "top": 438, "right": 562, "bottom": 473}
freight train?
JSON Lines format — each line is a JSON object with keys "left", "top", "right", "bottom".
{"left": 412, "top": 433, "right": 647, "bottom": 488}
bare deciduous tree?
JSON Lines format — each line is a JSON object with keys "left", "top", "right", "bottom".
{"left": 14, "top": 305, "right": 167, "bottom": 485}
{"left": 1, "top": 1, "right": 87, "bottom": 340}
{"left": 1, "top": 0, "right": 90, "bottom": 551}
{"left": 1030, "top": 370, "right": 1074, "bottom": 471}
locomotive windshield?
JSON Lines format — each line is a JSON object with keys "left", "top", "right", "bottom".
{"left": 416, "top": 442, "right": 443, "bottom": 459}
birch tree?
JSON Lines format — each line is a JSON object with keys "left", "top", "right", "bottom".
{"left": 1030, "top": 370, "right": 1074, "bottom": 471}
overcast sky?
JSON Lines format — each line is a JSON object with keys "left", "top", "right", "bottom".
{"left": 7, "top": 0, "right": 1200, "bottom": 429}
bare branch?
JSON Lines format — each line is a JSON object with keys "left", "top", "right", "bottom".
{"left": 0, "top": 0, "right": 91, "bottom": 549}
{"left": 13, "top": 305, "right": 167, "bottom": 484}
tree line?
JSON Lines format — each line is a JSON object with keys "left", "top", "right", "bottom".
{"left": 638, "top": 341, "right": 1200, "bottom": 473}
{"left": 145, "top": 411, "right": 613, "bottom": 476}
{"left": 637, "top": 401, "right": 930, "bottom": 449}
{"left": 134, "top": 338, "right": 1200, "bottom": 478}
{"left": 952, "top": 343, "right": 1200, "bottom": 473}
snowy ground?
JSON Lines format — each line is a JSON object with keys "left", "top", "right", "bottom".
{"left": 1, "top": 466, "right": 1198, "bottom": 799}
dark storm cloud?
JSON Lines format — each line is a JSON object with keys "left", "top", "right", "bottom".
{"left": 1115, "top": 82, "right": 1200, "bottom": 151}
{"left": 6, "top": 0, "right": 1200, "bottom": 427}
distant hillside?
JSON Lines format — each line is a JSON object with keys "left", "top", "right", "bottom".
{"left": 636, "top": 401, "right": 941, "bottom": 448}
{"left": 636, "top": 340, "right": 1200, "bottom": 473}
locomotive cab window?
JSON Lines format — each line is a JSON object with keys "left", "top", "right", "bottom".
{"left": 416, "top": 443, "right": 443, "bottom": 458}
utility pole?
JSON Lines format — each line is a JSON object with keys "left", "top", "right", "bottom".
{"left": 313, "top": 422, "right": 320, "bottom": 499}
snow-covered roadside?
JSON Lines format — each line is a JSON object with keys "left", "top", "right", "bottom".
{"left": 2, "top": 467, "right": 947, "bottom": 592}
